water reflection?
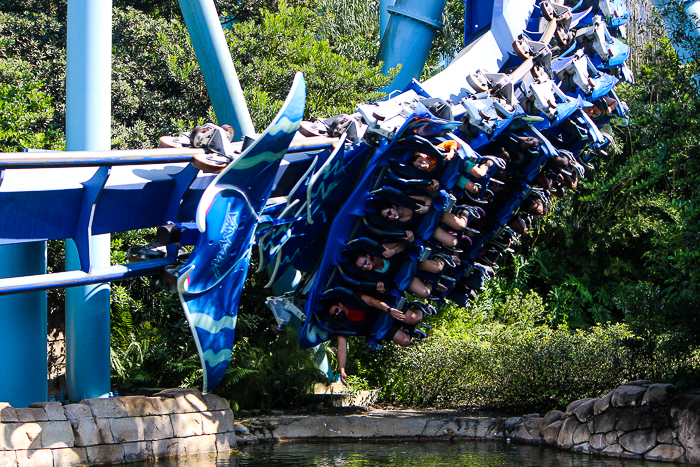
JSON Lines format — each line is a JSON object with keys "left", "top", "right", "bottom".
{"left": 131, "top": 441, "right": 671, "bottom": 467}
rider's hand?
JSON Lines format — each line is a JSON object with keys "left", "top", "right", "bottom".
{"left": 389, "top": 307, "right": 405, "bottom": 321}
{"left": 416, "top": 204, "right": 429, "bottom": 214}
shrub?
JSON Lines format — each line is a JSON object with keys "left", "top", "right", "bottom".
{"left": 374, "top": 291, "right": 679, "bottom": 412}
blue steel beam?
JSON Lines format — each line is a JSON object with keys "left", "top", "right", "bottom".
{"left": 0, "top": 138, "right": 337, "bottom": 247}
{"left": 380, "top": 0, "right": 396, "bottom": 42}
{"left": 178, "top": 0, "right": 255, "bottom": 139}
{"left": 650, "top": 0, "right": 700, "bottom": 62}
{"left": 0, "top": 258, "right": 174, "bottom": 296}
{"left": 377, "top": 0, "right": 449, "bottom": 93}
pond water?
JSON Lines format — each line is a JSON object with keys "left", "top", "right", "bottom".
{"left": 130, "top": 440, "right": 672, "bottom": 467}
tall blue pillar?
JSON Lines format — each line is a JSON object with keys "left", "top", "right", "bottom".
{"left": 178, "top": 0, "right": 255, "bottom": 139}
{"left": 65, "top": 0, "right": 113, "bottom": 400}
{"left": 377, "top": 0, "right": 448, "bottom": 93}
{"left": 0, "top": 243, "right": 47, "bottom": 406}
{"left": 650, "top": 0, "right": 700, "bottom": 62}
{"left": 380, "top": 0, "right": 396, "bottom": 42}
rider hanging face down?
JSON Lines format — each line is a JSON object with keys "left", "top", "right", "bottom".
{"left": 376, "top": 194, "right": 473, "bottom": 252}
{"left": 405, "top": 139, "right": 499, "bottom": 195}
{"left": 322, "top": 295, "right": 424, "bottom": 386}
{"left": 346, "top": 247, "right": 455, "bottom": 298}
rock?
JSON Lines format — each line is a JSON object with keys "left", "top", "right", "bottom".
{"left": 170, "top": 412, "right": 203, "bottom": 437}
{"left": 542, "top": 420, "right": 564, "bottom": 444}
{"left": 64, "top": 404, "right": 92, "bottom": 420}
{"left": 201, "top": 393, "right": 230, "bottom": 411}
{"left": 638, "top": 406, "right": 670, "bottom": 430}
{"left": 53, "top": 446, "right": 88, "bottom": 467}
{"left": 516, "top": 417, "right": 543, "bottom": 441}
{"left": 642, "top": 384, "right": 676, "bottom": 406}
{"left": 96, "top": 418, "right": 115, "bottom": 444}
{"left": 119, "top": 396, "right": 159, "bottom": 417}
{"left": 123, "top": 441, "right": 152, "bottom": 463}
{"left": 39, "top": 421, "right": 75, "bottom": 449}
{"left": 602, "top": 443, "right": 624, "bottom": 456}
{"left": 215, "top": 432, "right": 237, "bottom": 453}
{"left": 615, "top": 410, "right": 640, "bottom": 431}
{"left": 504, "top": 417, "right": 521, "bottom": 431}
{"left": 593, "top": 407, "right": 619, "bottom": 433}
{"left": 109, "top": 417, "right": 145, "bottom": 443}
{"left": 572, "top": 423, "right": 591, "bottom": 445}
{"left": 151, "top": 438, "right": 178, "bottom": 459}
{"left": 28, "top": 402, "right": 66, "bottom": 421}
{"left": 590, "top": 433, "right": 607, "bottom": 450}
{"left": 201, "top": 410, "right": 234, "bottom": 435}
{"left": 606, "top": 431, "right": 619, "bottom": 445}
{"left": 80, "top": 398, "right": 128, "bottom": 419}
{"left": 669, "top": 392, "right": 700, "bottom": 463}
{"left": 620, "top": 449, "right": 643, "bottom": 459}
{"left": 657, "top": 427, "right": 675, "bottom": 444}
{"left": 153, "top": 389, "right": 207, "bottom": 413}
{"left": 573, "top": 399, "right": 596, "bottom": 423}
{"left": 0, "top": 451, "right": 16, "bottom": 467}
{"left": 70, "top": 418, "right": 100, "bottom": 447}
{"left": 565, "top": 398, "right": 594, "bottom": 415}
{"left": 624, "top": 380, "right": 653, "bottom": 387}
{"left": 1, "top": 422, "right": 42, "bottom": 450}
{"left": 0, "top": 403, "right": 19, "bottom": 422}
{"left": 85, "top": 444, "right": 125, "bottom": 465}
{"left": 177, "top": 434, "right": 217, "bottom": 457}
{"left": 611, "top": 386, "right": 647, "bottom": 408}
{"left": 233, "top": 423, "right": 251, "bottom": 436}
{"left": 556, "top": 417, "right": 580, "bottom": 448}
{"left": 539, "top": 411, "right": 565, "bottom": 436}
{"left": 618, "top": 429, "right": 657, "bottom": 454}
{"left": 594, "top": 391, "right": 613, "bottom": 415}
{"left": 572, "top": 442, "right": 591, "bottom": 453}
{"left": 142, "top": 415, "right": 175, "bottom": 441}
{"left": 513, "top": 424, "right": 534, "bottom": 441}
{"left": 16, "top": 408, "right": 48, "bottom": 422}
{"left": 645, "top": 443, "right": 684, "bottom": 462}
{"left": 16, "top": 448, "right": 52, "bottom": 467}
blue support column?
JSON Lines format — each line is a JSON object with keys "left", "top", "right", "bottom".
{"left": 178, "top": 0, "right": 255, "bottom": 139}
{"left": 377, "top": 0, "right": 448, "bottom": 93}
{"left": 651, "top": 0, "right": 700, "bottom": 62}
{"left": 65, "top": 0, "right": 113, "bottom": 400}
{"left": 379, "top": 0, "right": 396, "bottom": 42}
{"left": 0, "top": 243, "right": 47, "bottom": 407}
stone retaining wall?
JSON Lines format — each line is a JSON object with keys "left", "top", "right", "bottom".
{"left": 234, "top": 410, "right": 506, "bottom": 442}
{"left": 235, "top": 383, "right": 700, "bottom": 465}
{"left": 0, "top": 389, "right": 236, "bottom": 466}
{"left": 507, "top": 381, "right": 700, "bottom": 464}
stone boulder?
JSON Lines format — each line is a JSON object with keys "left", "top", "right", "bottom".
{"left": 618, "top": 429, "right": 657, "bottom": 454}
{"left": 642, "top": 384, "right": 676, "bottom": 406}
{"left": 670, "top": 392, "right": 700, "bottom": 463}
{"left": 611, "top": 385, "right": 647, "bottom": 408}
{"left": 539, "top": 410, "right": 564, "bottom": 436}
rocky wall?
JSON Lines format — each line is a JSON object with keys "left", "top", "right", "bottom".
{"left": 508, "top": 382, "right": 700, "bottom": 464}
{"left": 0, "top": 389, "right": 236, "bottom": 466}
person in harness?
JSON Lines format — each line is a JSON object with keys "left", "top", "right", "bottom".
{"left": 320, "top": 291, "right": 426, "bottom": 386}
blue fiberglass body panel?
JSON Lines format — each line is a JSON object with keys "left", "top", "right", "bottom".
{"left": 176, "top": 73, "right": 305, "bottom": 392}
